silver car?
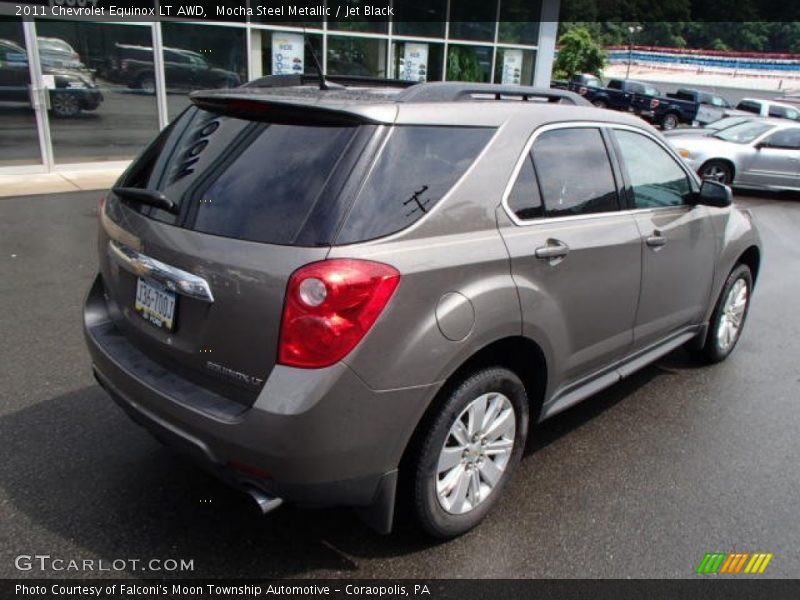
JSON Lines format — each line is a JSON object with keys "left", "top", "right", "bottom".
{"left": 672, "top": 119, "right": 800, "bottom": 190}
{"left": 84, "top": 80, "right": 762, "bottom": 539}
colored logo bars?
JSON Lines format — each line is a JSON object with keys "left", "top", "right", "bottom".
{"left": 696, "top": 552, "right": 773, "bottom": 574}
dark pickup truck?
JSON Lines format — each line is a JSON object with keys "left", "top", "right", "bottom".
{"left": 571, "top": 77, "right": 662, "bottom": 111}
{"left": 633, "top": 88, "right": 731, "bottom": 130}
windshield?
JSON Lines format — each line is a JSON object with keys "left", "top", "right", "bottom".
{"left": 714, "top": 121, "right": 775, "bottom": 143}
{"left": 708, "top": 116, "right": 751, "bottom": 131}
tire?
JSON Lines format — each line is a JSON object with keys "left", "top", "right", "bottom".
{"left": 592, "top": 99, "right": 608, "bottom": 109}
{"left": 137, "top": 74, "right": 156, "bottom": 95}
{"left": 700, "top": 160, "right": 733, "bottom": 185}
{"left": 411, "top": 366, "right": 529, "bottom": 539}
{"left": 701, "top": 264, "right": 753, "bottom": 363}
{"left": 50, "top": 92, "right": 80, "bottom": 118}
{"left": 661, "top": 112, "right": 679, "bottom": 130}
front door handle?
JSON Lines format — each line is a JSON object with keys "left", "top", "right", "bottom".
{"left": 535, "top": 240, "right": 570, "bottom": 260}
{"left": 645, "top": 231, "right": 667, "bottom": 248}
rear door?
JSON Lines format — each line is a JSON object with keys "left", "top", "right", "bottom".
{"left": 98, "top": 103, "right": 372, "bottom": 405}
{"left": 498, "top": 125, "right": 642, "bottom": 392}
{"left": 610, "top": 126, "right": 716, "bottom": 348}
{"left": 739, "top": 127, "right": 800, "bottom": 189}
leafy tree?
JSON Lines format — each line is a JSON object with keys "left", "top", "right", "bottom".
{"left": 446, "top": 46, "right": 485, "bottom": 82}
{"left": 553, "top": 26, "right": 607, "bottom": 79}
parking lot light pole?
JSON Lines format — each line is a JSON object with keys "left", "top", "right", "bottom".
{"left": 626, "top": 25, "right": 643, "bottom": 79}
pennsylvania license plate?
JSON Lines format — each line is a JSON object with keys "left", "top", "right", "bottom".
{"left": 134, "top": 277, "right": 176, "bottom": 331}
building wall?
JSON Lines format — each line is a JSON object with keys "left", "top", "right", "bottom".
{"left": 0, "top": 2, "right": 558, "bottom": 172}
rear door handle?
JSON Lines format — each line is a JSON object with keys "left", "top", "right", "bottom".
{"left": 535, "top": 240, "right": 570, "bottom": 260}
{"left": 646, "top": 231, "right": 667, "bottom": 248}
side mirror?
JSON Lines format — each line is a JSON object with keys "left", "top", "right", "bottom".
{"left": 754, "top": 141, "right": 766, "bottom": 150}
{"left": 696, "top": 179, "right": 733, "bottom": 208}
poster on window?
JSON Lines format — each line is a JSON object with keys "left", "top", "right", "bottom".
{"left": 272, "top": 33, "right": 304, "bottom": 76}
{"left": 501, "top": 49, "right": 523, "bottom": 85}
{"left": 400, "top": 43, "right": 429, "bottom": 82}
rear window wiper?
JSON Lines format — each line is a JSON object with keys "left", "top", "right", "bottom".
{"left": 112, "top": 187, "right": 178, "bottom": 214}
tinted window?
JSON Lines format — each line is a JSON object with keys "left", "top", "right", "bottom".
{"left": 116, "top": 107, "right": 361, "bottom": 246}
{"left": 507, "top": 154, "right": 543, "bottom": 220}
{"left": 608, "top": 80, "right": 622, "bottom": 90}
{"left": 614, "top": 130, "right": 692, "bottom": 208}
{"left": 737, "top": 100, "right": 761, "bottom": 114}
{"left": 530, "top": 128, "right": 619, "bottom": 217}
{"left": 764, "top": 128, "right": 800, "bottom": 149}
{"left": 336, "top": 126, "right": 494, "bottom": 243}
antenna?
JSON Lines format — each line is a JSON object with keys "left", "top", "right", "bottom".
{"left": 304, "top": 28, "right": 329, "bottom": 91}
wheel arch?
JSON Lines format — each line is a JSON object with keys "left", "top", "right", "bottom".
{"left": 737, "top": 245, "right": 761, "bottom": 285}
{"left": 700, "top": 157, "right": 736, "bottom": 182}
{"left": 398, "top": 335, "right": 548, "bottom": 475}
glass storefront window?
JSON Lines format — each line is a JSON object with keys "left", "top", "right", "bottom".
{"left": 161, "top": 23, "right": 247, "bottom": 119}
{"left": 494, "top": 48, "right": 536, "bottom": 85}
{"left": 259, "top": 31, "right": 322, "bottom": 77}
{"left": 0, "top": 18, "right": 40, "bottom": 167}
{"left": 393, "top": 42, "right": 443, "bottom": 82}
{"left": 34, "top": 20, "right": 159, "bottom": 164}
{"left": 445, "top": 45, "right": 492, "bottom": 83}
{"left": 449, "top": 0, "right": 497, "bottom": 42}
{"left": 498, "top": 0, "right": 542, "bottom": 45}
{"left": 328, "top": 1, "right": 388, "bottom": 34}
{"left": 392, "top": 0, "right": 446, "bottom": 38}
{"left": 327, "top": 36, "right": 387, "bottom": 78}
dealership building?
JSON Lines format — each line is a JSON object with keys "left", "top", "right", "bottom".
{"left": 0, "top": 1, "right": 559, "bottom": 174}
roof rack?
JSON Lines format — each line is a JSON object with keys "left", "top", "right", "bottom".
{"left": 242, "top": 74, "right": 416, "bottom": 90}
{"left": 395, "top": 82, "right": 590, "bottom": 105}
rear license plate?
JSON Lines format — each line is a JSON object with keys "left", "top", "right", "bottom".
{"left": 134, "top": 277, "right": 176, "bottom": 331}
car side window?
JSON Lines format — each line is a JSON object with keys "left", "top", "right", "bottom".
{"left": 530, "top": 128, "right": 619, "bottom": 217}
{"left": 608, "top": 80, "right": 621, "bottom": 90}
{"left": 614, "top": 129, "right": 692, "bottom": 208}
{"left": 763, "top": 129, "right": 800, "bottom": 149}
{"left": 507, "top": 154, "right": 543, "bottom": 220}
{"left": 737, "top": 101, "right": 761, "bottom": 114}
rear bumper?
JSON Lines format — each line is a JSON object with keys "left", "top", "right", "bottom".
{"left": 84, "top": 274, "right": 436, "bottom": 525}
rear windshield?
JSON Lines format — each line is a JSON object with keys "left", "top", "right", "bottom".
{"left": 117, "top": 106, "right": 493, "bottom": 246}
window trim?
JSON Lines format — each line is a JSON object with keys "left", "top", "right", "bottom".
{"left": 501, "top": 121, "right": 702, "bottom": 227}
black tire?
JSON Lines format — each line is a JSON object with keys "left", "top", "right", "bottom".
{"left": 702, "top": 264, "right": 753, "bottom": 363}
{"left": 137, "top": 74, "right": 156, "bottom": 95}
{"left": 592, "top": 99, "right": 608, "bottom": 109}
{"left": 700, "top": 159, "right": 733, "bottom": 185}
{"left": 411, "top": 366, "right": 529, "bottom": 539}
{"left": 50, "top": 92, "right": 81, "bottom": 118}
{"left": 661, "top": 112, "right": 679, "bottom": 130}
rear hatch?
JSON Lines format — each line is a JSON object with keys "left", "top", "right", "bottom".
{"left": 97, "top": 96, "right": 381, "bottom": 406}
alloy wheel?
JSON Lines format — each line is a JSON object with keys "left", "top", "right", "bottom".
{"left": 717, "top": 278, "right": 748, "bottom": 352}
{"left": 435, "top": 392, "right": 516, "bottom": 515}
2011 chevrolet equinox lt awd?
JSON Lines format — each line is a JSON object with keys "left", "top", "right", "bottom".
{"left": 84, "top": 78, "right": 762, "bottom": 539}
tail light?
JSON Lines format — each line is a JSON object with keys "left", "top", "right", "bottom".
{"left": 278, "top": 259, "right": 401, "bottom": 369}
{"left": 578, "top": 86, "right": 588, "bottom": 95}
{"left": 650, "top": 98, "right": 660, "bottom": 109}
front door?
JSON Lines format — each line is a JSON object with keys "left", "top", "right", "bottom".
{"left": 611, "top": 127, "right": 717, "bottom": 349}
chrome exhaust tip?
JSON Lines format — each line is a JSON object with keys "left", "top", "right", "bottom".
{"left": 244, "top": 486, "right": 283, "bottom": 515}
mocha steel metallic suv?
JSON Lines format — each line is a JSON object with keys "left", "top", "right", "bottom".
{"left": 84, "top": 79, "right": 762, "bottom": 539}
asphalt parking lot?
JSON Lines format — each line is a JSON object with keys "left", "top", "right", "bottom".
{"left": 0, "top": 190, "right": 798, "bottom": 579}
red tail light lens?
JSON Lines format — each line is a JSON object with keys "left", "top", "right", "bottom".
{"left": 278, "top": 259, "right": 401, "bottom": 369}
{"left": 579, "top": 86, "right": 588, "bottom": 95}
{"left": 651, "top": 98, "right": 660, "bottom": 109}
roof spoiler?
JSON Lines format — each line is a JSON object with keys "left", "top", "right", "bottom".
{"left": 188, "top": 92, "right": 387, "bottom": 125}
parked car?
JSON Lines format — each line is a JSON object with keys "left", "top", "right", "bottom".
{"left": 37, "top": 36, "right": 86, "bottom": 71}
{"left": 550, "top": 72, "right": 601, "bottom": 92}
{"left": 105, "top": 43, "right": 241, "bottom": 93}
{"left": 635, "top": 88, "right": 731, "bottom": 130}
{"left": 735, "top": 98, "right": 800, "bottom": 121}
{"left": 0, "top": 38, "right": 103, "bottom": 117}
{"left": 84, "top": 81, "right": 761, "bottom": 539}
{"left": 671, "top": 119, "right": 800, "bottom": 189}
{"left": 663, "top": 115, "right": 757, "bottom": 139}
{"left": 576, "top": 77, "right": 663, "bottom": 113}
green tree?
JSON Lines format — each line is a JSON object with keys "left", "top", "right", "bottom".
{"left": 553, "top": 26, "right": 607, "bottom": 79}
{"left": 446, "top": 46, "right": 485, "bottom": 82}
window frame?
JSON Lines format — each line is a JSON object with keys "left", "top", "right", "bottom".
{"left": 502, "top": 122, "right": 701, "bottom": 226}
